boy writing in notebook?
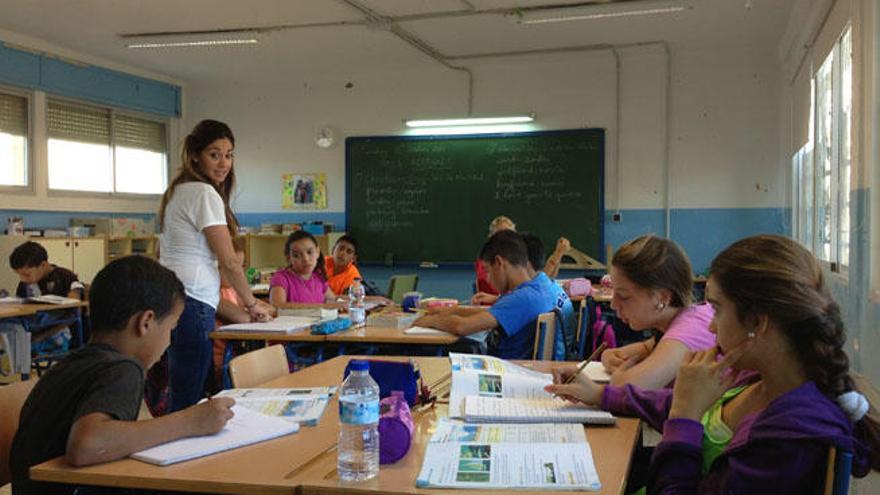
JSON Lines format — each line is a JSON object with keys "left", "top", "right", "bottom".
{"left": 416, "top": 230, "right": 569, "bottom": 359}
{"left": 11, "top": 256, "right": 234, "bottom": 495}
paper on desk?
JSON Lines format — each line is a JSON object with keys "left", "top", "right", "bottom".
{"left": 0, "top": 297, "right": 25, "bottom": 304}
{"left": 583, "top": 361, "right": 611, "bottom": 383}
{"left": 463, "top": 396, "right": 615, "bottom": 425}
{"left": 130, "top": 405, "right": 299, "bottom": 466}
{"left": 448, "top": 354, "right": 555, "bottom": 418}
{"left": 404, "top": 326, "right": 452, "bottom": 336}
{"left": 217, "top": 315, "right": 316, "bottom": 333}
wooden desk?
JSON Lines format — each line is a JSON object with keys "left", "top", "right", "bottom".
{"left": 29, "top": 356, "right": 444, "bottom": 495}
{"left": 288, "top": 358, "right": 638, "bottom": 495}
{"left": 31, "top": 356, "right": 639, "bottom": 495}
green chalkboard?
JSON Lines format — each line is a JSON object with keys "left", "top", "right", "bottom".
{"left": 345, "top": 129, "right": 604, "bottom": 264}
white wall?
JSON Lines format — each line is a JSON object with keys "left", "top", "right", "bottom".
{"left": 184, "top": 42, "right": 784, "bottom": 215}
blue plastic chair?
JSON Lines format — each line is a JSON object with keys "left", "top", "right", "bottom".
{"left": 824, "top": 446, "right": 852, "bottom": 495}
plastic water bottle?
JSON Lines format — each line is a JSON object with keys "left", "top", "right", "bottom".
{"left": 338, "top": 360, "right": 380, "bottom": 481}
{"left": 348, "top": 278, "right": 366, "bottom": 327}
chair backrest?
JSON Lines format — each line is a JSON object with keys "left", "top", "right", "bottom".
{"left": 387, "top": 274, "right": 419, "bottom": 304}
{"left": 823, "top": 445, "right": 852, "bottom": 495}
{"left": 576, "top": 303, "right": 589, "bottom": 358}
{"left": 0, "top": 379, "right": 37, "bottom": 485}
{"left": 532, "top": 312, "right": 557, "bottom": 361}
{"left": 228, "top": 344, "right": 289, "bottom": 389}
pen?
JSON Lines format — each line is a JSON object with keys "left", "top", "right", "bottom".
{"left": 562, "top": 342, "right": 608, "bottom": 385}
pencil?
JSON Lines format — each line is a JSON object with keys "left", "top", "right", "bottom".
{"left": 562, "top": 342, "right": 608, "bottom": 385}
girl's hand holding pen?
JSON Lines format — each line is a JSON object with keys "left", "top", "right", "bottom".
{"left": 544, "top": 363, "right": 606, "bottom": 406}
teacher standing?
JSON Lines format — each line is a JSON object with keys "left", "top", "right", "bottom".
{"left": 158, "top": 119, "right": 272, "bottom": 412}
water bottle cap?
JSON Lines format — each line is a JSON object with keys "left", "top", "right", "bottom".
{"left": 349, "top": 359, "right": 370, "bottom": 371}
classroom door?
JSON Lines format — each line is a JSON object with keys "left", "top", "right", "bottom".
{"left": 71, "top": 237, "right": 106, "bottom": 284}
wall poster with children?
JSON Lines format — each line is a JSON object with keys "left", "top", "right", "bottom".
{"left": 282, "top": 173, "right": 327, "bottom": 209}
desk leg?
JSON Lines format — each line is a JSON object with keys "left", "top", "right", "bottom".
{"left": 315, "top": 344, "right": 324, "bottom": 363}
{"left": 337, "top": 344, "right": 346, "bottom": 356}
{"left": 222, "top": 341, "right": 234, "bottom": 390}
{"left": 73, "top": 307, "right": 84, "bottom": 349}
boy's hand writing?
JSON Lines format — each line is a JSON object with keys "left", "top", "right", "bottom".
{"left": 186, "top": 397, "right": 236, "bottom": 436}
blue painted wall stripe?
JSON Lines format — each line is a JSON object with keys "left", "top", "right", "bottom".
{"left": 0, "top": 42, "right": 180, "bottom": 117}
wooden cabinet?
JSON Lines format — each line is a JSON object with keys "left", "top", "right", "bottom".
{"left": 107, "top": 236, "right": 158, "bottom": 261}
{"left": 244, "top": 233, "right": 346, "bottom": 271}
{"left": 0, "top": 236, "right": 108, "bottom": 293}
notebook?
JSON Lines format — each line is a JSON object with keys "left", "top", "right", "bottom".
{"left": 463, "top": 396, "right": 615, "bottom": 425}
{"left": 27, "top": 295, "right": 80, "bottom": 305}
{"left": 131, "top": 405, "right": 299, "bottom": 465}
{"left": 217, "top": 315, "right": 316, "bottom": 333}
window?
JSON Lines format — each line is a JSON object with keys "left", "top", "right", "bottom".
{"left": 0, "top": 90, "right": 29, "bottom": 188}
{"left": 793, "top": 26, "right": 852, "bottom": 273}
{"left": 47, "top": 98, "right": 168, "bottom": 195}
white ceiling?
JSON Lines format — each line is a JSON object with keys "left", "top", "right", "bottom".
{"left": 0, "top": 0, "right": 796, "bottom": 85}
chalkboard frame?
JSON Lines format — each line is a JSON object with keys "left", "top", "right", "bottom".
{"left": 344, "top": 128, "right": 605, "bottom": 267}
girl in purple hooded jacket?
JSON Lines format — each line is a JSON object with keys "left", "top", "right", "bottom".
{"left": 547, "top": 235, "right": 880, "bottom": 494}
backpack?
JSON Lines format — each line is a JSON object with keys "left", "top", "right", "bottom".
{"left": 589, "top": 304, "right": 618, "bottom": 359}
{"left": 361, "top": 279, "right": 385, "bottom": 297}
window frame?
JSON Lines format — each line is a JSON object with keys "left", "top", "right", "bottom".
{"left": 46, "top": 95, "right": 170, "bottom": 199}
{"left": 793, "top": 24, "right": 852, "bottom": 278}
{"left": 0, "top": 84, "right": 34, "bottom": 195}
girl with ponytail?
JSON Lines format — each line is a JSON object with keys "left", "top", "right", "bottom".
{"left": 546, "top": 234, "right": 879, "bottom": 493}
{"left": 156, "top": 120, "right": 273, "bottom": 413}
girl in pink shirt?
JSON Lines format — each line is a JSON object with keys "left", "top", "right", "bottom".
{"left": 269, "top": 231, "right": 335, "bottom": 304}
{"left": 600, "top": 235, "right": 716, "bottom": 389}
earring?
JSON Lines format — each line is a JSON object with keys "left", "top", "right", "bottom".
{"left": 655, "top": 302, "right": 665, "bottom": 310}
{"left": 747, "top": 331, "right": 756, "bottom": 339}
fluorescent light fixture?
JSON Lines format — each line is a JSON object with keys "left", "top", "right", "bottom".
{"left": 511, "top": 1, "right": 692, "bottom": 25}
{"left": 126, "top": 38, "right": 258, "bottom": 49}
{"left": 405, "top": 115, "right": 534, "bottom": 128}
{"left": 407, "top": 124, "right": 534, "bottom": 136}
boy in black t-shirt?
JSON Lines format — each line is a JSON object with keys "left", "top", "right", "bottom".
{"left": 10, "top": 241, "right": 81, "bottom": 300}
{"left": 11, "top": 256, "right": 235, "bottom": 495}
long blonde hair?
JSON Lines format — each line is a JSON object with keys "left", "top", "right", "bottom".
{"left": 158, "top": 119, "right": 239, "bottom": 236}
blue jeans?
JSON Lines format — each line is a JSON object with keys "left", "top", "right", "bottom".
{"left": 168, "top": 296, "right": 216, "bottom": 413}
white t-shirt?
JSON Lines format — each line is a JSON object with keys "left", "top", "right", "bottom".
{"left": 159, "top": 182, "right": 227, "bottom": 309}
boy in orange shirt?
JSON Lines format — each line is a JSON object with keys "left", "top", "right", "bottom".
{"left": 324, "top": 235, "right": 362, "bottom": 296}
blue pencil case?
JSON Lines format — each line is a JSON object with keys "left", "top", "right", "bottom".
{"left": 310, "top": 317, "right": 352, "bottom": 335}
{"left": 343, "top": 359, "right": 423, "bottom": 407}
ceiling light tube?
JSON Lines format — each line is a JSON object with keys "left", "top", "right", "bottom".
{"left": 126, "top": 38, "right": 259, "bottom": 49}
{"left": 405, "top": 115, "right": 535, "bottom": 128}
{"left": 511, "top": 1, "right": 692, "bottom": 25}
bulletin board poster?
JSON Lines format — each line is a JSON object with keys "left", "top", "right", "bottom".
{"left": 282, "top": 173, "right": 327, "bottom": 209}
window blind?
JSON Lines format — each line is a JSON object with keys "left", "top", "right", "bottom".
{"left": 47, "top": 99, "right": 110, "bottom": 145}
{"left": 115, "top": 114, "right": 166, "bottom": 153}
{"left": 0, "top": 92, "right": 27, "bottom": 136}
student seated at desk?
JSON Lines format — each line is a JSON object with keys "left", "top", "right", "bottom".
{"left": 600, "top": 235, "right": 715, "bottom": 390}
{"left": 8, "top": 240, "right": 83, "bottom": 355}
{"left": 417, "top": 230, "right": 570, "bottom": 360}
{"left": 546, "top": 235, "right": 880, "bottom": 494}
{"left": 325, "top": 234, "right": 362, "bottom": 296}
{"left": 11, "top": 256, "right": 234, "bottom": 495}
{"left": 270, "top": 231, "right": 336, "bottom": 305}
{"left": 469, "top": 232, "right": 575, "bottom": 359}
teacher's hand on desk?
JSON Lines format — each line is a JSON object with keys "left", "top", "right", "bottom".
{"left": 247, "top": 301, "right": 274, "bottom": 322}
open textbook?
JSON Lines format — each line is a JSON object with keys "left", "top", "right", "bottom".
{"left": 131, "top": 405, "right": 299, "bottom": 466}
{"left": 0, "top": 295, "right": 80, "bottom": 305}
{"left": 213, "top": 387, "right": 336, "bottom": 426}
{"left": 448, "top": 353, "right": 614, "bottom": 424}
{"left": 416, "top": 420, "right": 601, "bottom": 490}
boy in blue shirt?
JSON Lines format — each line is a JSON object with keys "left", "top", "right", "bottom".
{"left": 416, "top": 230, "right": 571, "bottom": 359}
